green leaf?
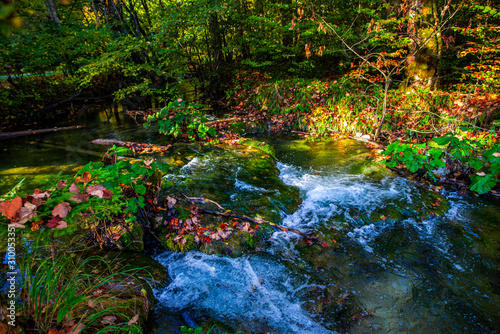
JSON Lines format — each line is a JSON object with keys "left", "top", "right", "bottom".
{"left": 469, "top": 158, "right": 484, "bottom": 170}
{"left": 135, "top": 184, "right": 147, "bottom": 195}
{"left": 433, "top": 136, "right": 453, "bottom": 146}
{"left": 470, "top": 174, "right": 497, "bottom": 194}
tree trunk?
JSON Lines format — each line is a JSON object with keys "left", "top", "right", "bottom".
{"left": 375, "top": 79, "right": 390, "bottom": 140}
{"left": 209, "top": 13, "right": 223, "bottom": 68}
{"left": 45, "top": 0, "right": 60, "bottom": 24}
{"left": 91, "top": 0, "right": 100, "bottom": 27}
{"left": 405, "top": 0, "right": 441, "bottom": 90}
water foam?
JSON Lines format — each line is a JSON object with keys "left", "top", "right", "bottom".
{"left": 155, "top": 251, "right": 334, "bottom": 334}
{"left": 277, "top": 162, "right": 414, "bottom": 232}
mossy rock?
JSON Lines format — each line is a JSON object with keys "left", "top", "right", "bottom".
{"left": 154, "top": 199, "right": 276, "bottom": 257}
{"left": 162, "top": 141, "right": 301, "bottom": 223}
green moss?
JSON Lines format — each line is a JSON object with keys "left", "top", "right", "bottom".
{"left": 240, "top": 139, "right": 276, "bottom": 159}
{"left": 162, "top": 233, "right": 198, "bottom": 252}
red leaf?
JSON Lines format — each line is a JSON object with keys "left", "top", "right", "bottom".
{"left": 0, "top": 196, "right": 22, "bottom": 220}
{"left": 47, "top": 216, "right": 61, "bottom": 228}
{"left": 321, "top": 242, "right": 328, "bottom": 247}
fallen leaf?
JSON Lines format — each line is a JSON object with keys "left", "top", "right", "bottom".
{"left": 55, "top": 221, "right": 68, "bottom": 229}
{"left": 52, "top": 202, "right": 71, "bottom": 218}
{"left": 31, "top": 189, "right": 50, "bottom": 199}
{"left": 64, "top": 323, "right": 85, "bottom": 334}
{"left": 56, "top": 180, "right": 67, "bottom": 189}
{"left": 102, "top": 190, "right": 113, "bottom": 199}
{"left": 47, "top": 216, "right": 61, "bottom": 228}
{"left": 75, "top": 171, "right": 92, "bottom": 183}
{"left": 166, "top": 196, "right": 176, "bottom": 209}
{"left": 128, "top": 314, "right": 139, "bottom": 326}
{"left": 86, "top": 184, "right": 106, "bottom": 198}
{"left": 17, "top": 204, "right": 37, "bottom": 225}
{"left": 0, "top": 196, "right": 22, "bottom": 220}
{"left": 69, "top": 194, "right": 88, "bottom": 203}
{"left": 69, "top": 183, "right": 80, "bottom": 194}
{"left": 31, "top": 220, "right": 43, "bottom": 232}
{"left": 8, "top": 223, "right": 26, "bottom": 229}
{"left": 101, "top": 315, "right": 117, "bottom": 325}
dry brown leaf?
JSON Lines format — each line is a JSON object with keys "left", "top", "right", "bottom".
{"left": 52, "top": 202, "right": 71, "bottom": 218}
{"left": 86, "top": 184, "right": 106, "bottom": 198}
{"left": 102, "top": 190, "right": 113, "bottom": 199}
{"left": 64, "top": 323, "right": 85, "bottom": 334}
{"left": 56, "top": 180, "right": 67, "bottom": 189}
{"left": 69, "top": 194, "right": 88, "bottom": 203}
{"left": 128, "top": 314, "right": 139, "bottom": 326}
{"left": 55, "top": 221, "right": 68, "bottom": 229}
{"left": 31, "top": 189, "right": 50, "bottom": 199}
{"left": 17, "top": 204, "right": 37, "bottom": 225}
{"left": 166, "top": 196, "right": 177, "bottom": 209}
{"left": 8, "top": 222, "right": 26, "bottom": 229}
{"left": 69, "top": 183, "right": 80, "bottom": 194}
{"left": 101, "top": 315, "right": 117, "bottom": 325}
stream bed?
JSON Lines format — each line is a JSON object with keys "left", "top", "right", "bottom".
{"left": 1, "top": 111, "right": 499, "bottom": 333}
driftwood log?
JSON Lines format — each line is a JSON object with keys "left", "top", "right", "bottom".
{"left": 0, "top": 125, "right": 86, "bottom": 140}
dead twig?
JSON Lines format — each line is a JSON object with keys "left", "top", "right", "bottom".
{"left": 181, "top": 192, "right": 225, "bottom": 210}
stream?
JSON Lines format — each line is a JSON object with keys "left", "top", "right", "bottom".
{"left": 1, "top": 110, "right": 499, "bottom": 333}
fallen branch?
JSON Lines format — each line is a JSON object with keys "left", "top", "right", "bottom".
{"left": 0, "top": 125, "right": 86, "bottom": 140}
{"left": 181, "top": 193, "right": 225, "bottom": 210}
{"left": 91, "top": 138, "right": 171, "bottom": 154}
{"left": 180, "top": 193, "right": 320, "bottom": 242}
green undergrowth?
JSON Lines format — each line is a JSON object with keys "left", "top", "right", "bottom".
{"left": 382, "top": 128, "right": 500, "bottom": 194}
{"left": 1, "top": 240, "right": 148, "bottom": 333}
{"left": 144, "top": 99, "right": 217, "bottom": 141}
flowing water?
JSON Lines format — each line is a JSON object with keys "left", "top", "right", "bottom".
{"left": 152, "top": 138, "right": 500, "bottom": 333}
{"left": 1, "top": 111, "right": 499, "bottom": 333}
